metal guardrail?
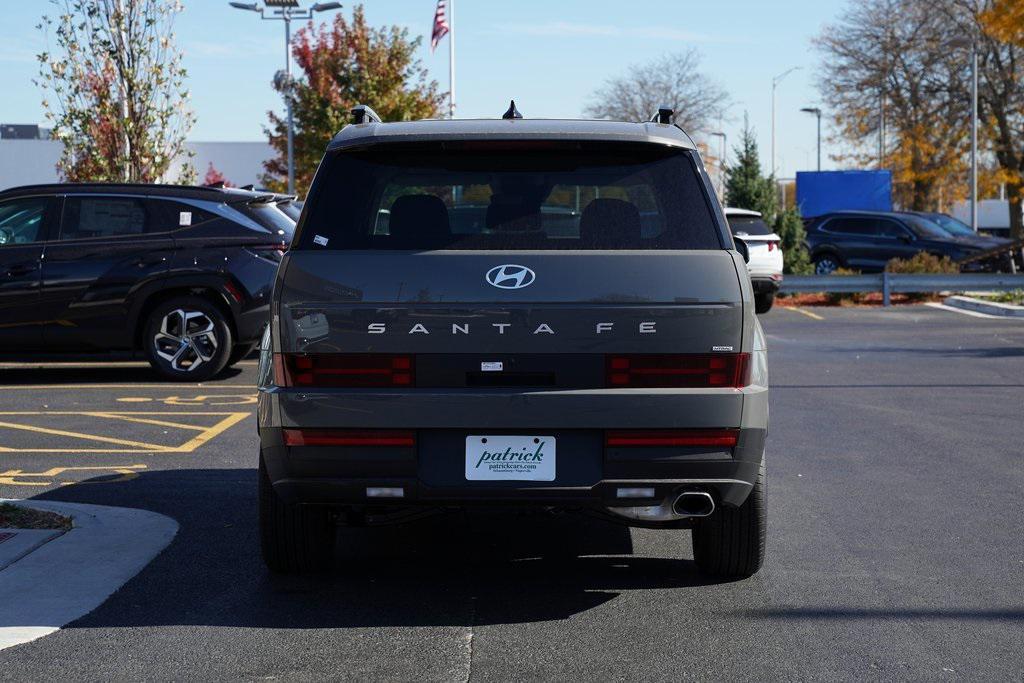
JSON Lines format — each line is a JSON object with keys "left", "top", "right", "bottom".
{"left": 781, "top": 273, "right": 1024, "bottom": 306}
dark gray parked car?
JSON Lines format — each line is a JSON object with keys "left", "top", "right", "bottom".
{"left": 257, "top": 105, "right": 769, "bottom": 578}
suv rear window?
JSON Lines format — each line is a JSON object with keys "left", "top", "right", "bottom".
{"left": 727, "top": 216, "right": 773, "bottom": 236}
{"left": 297, "top": 144, "right": 721, "bottom": 250}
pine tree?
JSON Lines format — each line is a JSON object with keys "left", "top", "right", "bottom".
{"left": 724, "top": 116, "right": 777, "bottom": 221}
{"left": 774, "top": 209, "right": 813, "bottom": 275}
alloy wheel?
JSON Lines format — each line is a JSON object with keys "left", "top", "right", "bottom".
{"left": 815, "top": 257, "right": 839, "bottom": 275}
{"left": 153, "top": 309, "right": 219, "bottom": 372}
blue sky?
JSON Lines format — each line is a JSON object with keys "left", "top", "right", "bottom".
{"left": 0, "top": 0, "right": 847, "bottom": 178}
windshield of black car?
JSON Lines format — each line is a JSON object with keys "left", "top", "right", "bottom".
{"left": 296, "top": 143, "right": 722, "bottom": 250}
{"left": 928, "top": 214, "right": 973, "bottom": 236}
{"left": 727, "top": 216, "right": 773, "bottom": 236}
{"left": 903, "top": 215, "right": 953, "bottom": 239}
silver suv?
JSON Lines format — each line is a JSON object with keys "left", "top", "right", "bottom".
{"left": 257, "top": 105, "right": 769, "bottom": 578}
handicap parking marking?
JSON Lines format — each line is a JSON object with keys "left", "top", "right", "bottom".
{"left": 115, "top": 394, "right": 257, "bottom": 406}
{"left": 0, "top": 464, "right": 148, "bottom": 487}
{"left": 0, "top": 411, "right": 249, "bottom": 454}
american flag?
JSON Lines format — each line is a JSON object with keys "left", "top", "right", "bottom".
{"left": 431, "top": 0, "right": 449, "bottom": 52}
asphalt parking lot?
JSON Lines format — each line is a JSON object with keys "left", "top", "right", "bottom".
{"left": 0, "top": 304, "right": 1022, "bottom": 680}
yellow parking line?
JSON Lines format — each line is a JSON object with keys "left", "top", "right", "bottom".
{"left": 0, "top": 420, "right": 174, "bottom": 451}
{"left": 84, "top": 412, "right": 208, "bottom": 432}
{"left": 0, "top": 384, "right": 256, "bottom": 390}
{"left": 789, "top": 306, "right": 825, "bottom": 320}
{"left": 174, "top": 412, "right": 250, "bottom": 452}
{"left": 0, "top": 411, "right": 250, "bottom": 454}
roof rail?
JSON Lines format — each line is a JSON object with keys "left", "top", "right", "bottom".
{"left": 650, "top": 106, "right": 673, "bottom": 125}
{"left": 351, "top": 104, "right": 382, "bottom": 125}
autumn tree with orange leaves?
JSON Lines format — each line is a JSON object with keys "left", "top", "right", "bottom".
{"left": 262, "top": 5, "right": 443, "bottom": 194}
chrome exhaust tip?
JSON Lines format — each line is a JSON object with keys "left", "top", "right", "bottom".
{"left": 672, "top": 491, "right": 715, "bottom": 518}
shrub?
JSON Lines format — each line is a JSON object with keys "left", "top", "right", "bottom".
{"left": 885, "top": 252, "right": 959, "bottom": 302}
{"left": 826, "top": 267, "right": 864, "bottom": 304}
{"left": 885, "top": 251, "right": 960, "bottom": 274}
{"left": 774, "top": 208, "right": 813, "bottom": 275}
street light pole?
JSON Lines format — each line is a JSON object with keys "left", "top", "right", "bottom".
{"left": 800, "top": 107, "right": 822, "bottom": 172}
{"left": 711, "top": 131, "right": 727, "bottom": 202}
{"left": 970, "top": 42, "right": 978, "bottom": 233}
{"left": 771, "top": 66, "right": 801, "bottom": 178}
{"left": 228, "top": 1, "right": 343, "bottom": 195}
{"left": 284, "top": 13, "right": 294, "bottom": 195}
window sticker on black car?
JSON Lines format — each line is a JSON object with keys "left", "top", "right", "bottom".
{"left": 313, "top": 234, "right": 329, "bottom": 246}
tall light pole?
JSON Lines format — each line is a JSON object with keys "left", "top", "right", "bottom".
{"left": 946, "top": 38, "right": 979, "bottom": 232}
{"left": 800, "top": 107, "right": 822, "bottom": 172}
{"left": 771, "top": 66, "right": 801, "bottom": 178}
{"left": 229, "top": 1, "right": 343, "bottom": 195}
{"left": 710, "top": 131, "right": 727, "bottom": 202}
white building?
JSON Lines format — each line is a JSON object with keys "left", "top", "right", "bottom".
{"left": 0, "top": 126, "right": 274, "bottom": 190}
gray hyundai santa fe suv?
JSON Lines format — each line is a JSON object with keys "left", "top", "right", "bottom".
{"left": 257, "top": 104, "right": 769, "bottom": 578}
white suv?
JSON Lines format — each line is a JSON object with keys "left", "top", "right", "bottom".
{"left": 725, "top": 208, "right": 783, "bottom": 313}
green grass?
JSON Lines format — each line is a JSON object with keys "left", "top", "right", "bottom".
{"left": 0, "top": 503, "right": 72, "bottom": 530}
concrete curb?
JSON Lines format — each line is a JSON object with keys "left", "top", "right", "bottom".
{"left": 944, "top": 295, "right": 1024, "bottom": 317}
{"left": 0, "top": 500, "right": 178, "bottom": 651}
{"left": 0, "top": 528, "right": 65, "bottom": 571}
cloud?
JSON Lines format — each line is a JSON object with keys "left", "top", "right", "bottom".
{"left": 495, "top": 21, "right": 736, "bottom": 43}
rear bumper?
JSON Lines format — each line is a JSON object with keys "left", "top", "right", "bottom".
{"left": 750, "top": 275, "right": 782, "bottom": 294}
{"left": 257, "top": 384, "right": 768, "bottom": 516}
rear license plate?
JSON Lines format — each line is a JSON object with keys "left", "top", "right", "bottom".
{"left": 465, "top": 435, "right": 556, "bottom": 481}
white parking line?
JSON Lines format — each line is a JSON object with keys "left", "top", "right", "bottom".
{"left": 924, "top": 302, "right": 1004, "bottom": 319}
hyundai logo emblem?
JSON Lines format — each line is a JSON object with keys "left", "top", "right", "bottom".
{"left": 485, "top": 264, "right": 536, "bottom": 290}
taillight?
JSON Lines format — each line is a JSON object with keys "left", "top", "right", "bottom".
{"left": 283, "top": 429, "right": 415, "bottom": 447}
{"left": 606, "top": 354, "right": 750, "bottom": 388}
{"left": 605, "top": 429, "right": 739, "bottom": 447}
{"left": 767, "top": 241, "right": 777, "bottom": 251}
{"left": 274, "top": 353, "right": 414, "bottom": 387}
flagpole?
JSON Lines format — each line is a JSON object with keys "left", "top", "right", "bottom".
{"left": 448, "top": 0, "right": 455, "bottom": 119}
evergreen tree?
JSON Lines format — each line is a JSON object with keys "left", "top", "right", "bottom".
{"left": 774, "top": 209, "right": 813, "bottom": 275}
{"left": 724, "top": 116, "right": 777, "bottom": 221}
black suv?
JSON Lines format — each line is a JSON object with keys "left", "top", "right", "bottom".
{"left": 0, "top": 184, "right": 292, "bottom": 380}
{"left": 805, "top": 210, "right": 987, "bottom": 274}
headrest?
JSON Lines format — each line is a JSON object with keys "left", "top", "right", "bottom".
{"left": 388, "top": 194, "right": 450, "bottom": 247}
{"left": 579, "top": 198, "right": 641, "bottom": 248}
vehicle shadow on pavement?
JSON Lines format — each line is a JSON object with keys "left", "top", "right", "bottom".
{"left": 0, "top": 365, "right": 246, "bottom": 385}
{"left": 23, "top": 469, "right": 727, "bottom": 630}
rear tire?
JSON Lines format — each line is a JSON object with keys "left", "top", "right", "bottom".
{"left": 754, "top": 292, "right": 775, "bottom": 314}
{"left": 813, "top": 254, "right": 841, "bottom": 275}
{"left": 259, "top": 457, "right": 335, "bottom": 574}
{"left": 692, "top": 464, "right": 766, "bottom": 579}
{"left": 144, "top": 296, "right": 232, "bottom": 382}
{"left": 227, "top": 342, "right": 257, "bottom": 367}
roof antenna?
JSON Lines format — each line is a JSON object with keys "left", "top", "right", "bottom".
{"left": 502, "top": 100, "right": 523, "bottom": 120}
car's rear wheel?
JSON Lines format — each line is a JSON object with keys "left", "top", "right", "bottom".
{"left": 144, "top": 297, "right": 233, "bottom": 381}
{"left": 259, "top": 457, "right": 335, "bottom": 574}
{"left": 754, "top": 292, "right": 775, "bottom": 314}
{"left": 227, "top": 342, "right": 257, "bottom": 367}
{"left": 813, "top": 254, "right": 841, "bottom": 274}
{"left": 691, "top": 464, "right": 766, "bottom": 579}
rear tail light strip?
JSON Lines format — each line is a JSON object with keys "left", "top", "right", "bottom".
{"left": 606, "top": 353, "right": 750, "bottom": 388}
{"left": 274, "top": 353, "right": 414, "bottom": 388}
{"left": 282, "top": 429, "right": 415, "bottom": 447}
{"left": 605, "top": 429, "right": 739, "bottom": 448}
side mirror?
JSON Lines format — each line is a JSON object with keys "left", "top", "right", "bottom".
{"left": 734, "top": 237, "right": 750, "bottom": 263}
{"left": 898, "top": 233, "right": 913, "bottom": 243}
